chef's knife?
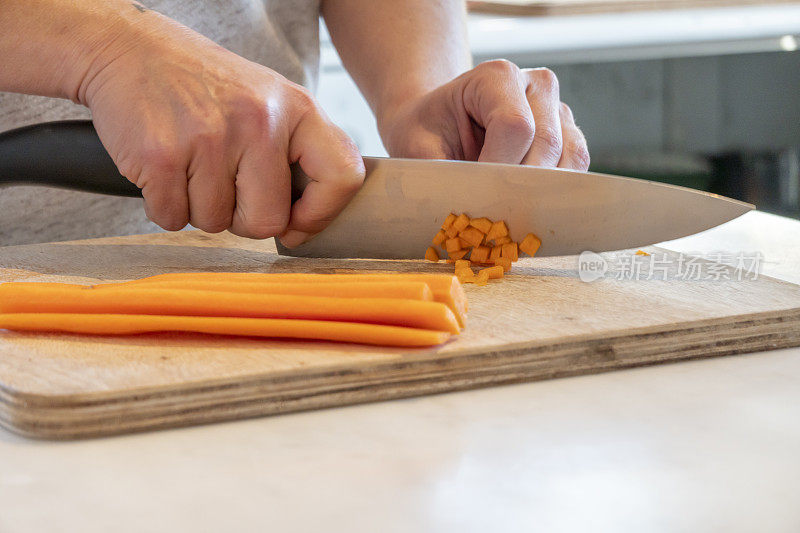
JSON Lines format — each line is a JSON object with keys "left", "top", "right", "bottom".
{"left": 0, "top": 120, "right": 753, "bottom": 258}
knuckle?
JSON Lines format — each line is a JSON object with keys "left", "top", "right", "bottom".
{"left": 560, "top": 102, "right": 573, "bottom": 118}
{"left": 480, "top": 59, "right": 519, "bottom": 78}
{"left": 331, "top": 157, "right": 366, "bottom": 192}
{"left": 535, "top": 124, "right": 563, "bottom": 155}
{"left": 240, "top": 212, "right": 290, "bottom": 240}
{"left": 141, "top": 141, "right": 181, "bottom": 173}
{"left": 570, "top": 142, "right": 591, "bottom": 170}
{"left": 288, "top": 85, "right": 317, "bottom": 113}
{"left": 529, "top": 67, "right": 560, "bottom": 94}
{"left": 495, "top": 111, "right": 535, "bottom": 142}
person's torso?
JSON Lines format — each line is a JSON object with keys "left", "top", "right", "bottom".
{"left": 0, "top": 0, "right": 320, "bottom": 246}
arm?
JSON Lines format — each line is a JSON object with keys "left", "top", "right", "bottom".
{"left": 322, "top": 0, "right": 590, "bottom": 169}
{"left": 0, "top": 0, "right": 364, "bottom": 246}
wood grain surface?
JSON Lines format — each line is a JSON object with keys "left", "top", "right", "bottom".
{"left": 467, "top": 0, "right": 799, "bottom": 16}
{"left": 1, "top": 230, "right": 799, "bottom": 439}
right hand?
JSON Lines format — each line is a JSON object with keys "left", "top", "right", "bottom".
{"left": 81, "top": 8, "right": 364, "bottom": 246}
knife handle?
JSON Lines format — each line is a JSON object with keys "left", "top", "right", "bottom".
{"left": 0, "top": 119, "right": 316, "bottom": 203}
{"left": 0, "top": 120, "right": 142, "bottom": 197}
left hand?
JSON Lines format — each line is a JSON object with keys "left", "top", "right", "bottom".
{"left": 377, "top": 59, "right": 590, "bottom": 170}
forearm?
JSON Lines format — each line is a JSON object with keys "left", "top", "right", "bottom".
{"left": 0, "top": 0, "right": 149, "bottom": 103}
{"left": 321, "top": 0, "right": 471, "bottom": 121}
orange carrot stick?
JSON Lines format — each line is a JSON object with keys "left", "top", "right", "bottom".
{"left": 93, "top": 280, "right": 434, "bottom": 302}
{"left": 0, "top": 314, "right": 450, "bottom": 347}
{"left": 114, "top": 273, "right": 469, "bottom": 327}
{"left": 0, "top": 284, "right": 460, "bottom": 334}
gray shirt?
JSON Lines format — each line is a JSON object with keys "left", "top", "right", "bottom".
{"left": 0, "top": 0, "right": 320, "bottom": 245}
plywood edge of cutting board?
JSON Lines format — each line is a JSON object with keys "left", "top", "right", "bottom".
{"left": 3, "top": 306, "right": 799, "bottom": 439}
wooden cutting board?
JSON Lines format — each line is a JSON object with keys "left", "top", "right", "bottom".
{"left": 467, "top": 0, "right": 799, "bottom": 16}
{"left": 1, "top": 230, "right": 799, "bottom": 439}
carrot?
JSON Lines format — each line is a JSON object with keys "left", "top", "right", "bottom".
{"left": 0, "top": 314, "right": 450, "bottom": 347}
{"left": 470, "top": 245, "right": 491, "bottom": 264}
{"left": 0, "top": 284, "right": 460, "bottom": 334}
{"left": 432, "top": 230, "right": 447, "bottom": 247}
{"left": 448, "top": 249, "right": 468, "bottom": 262}
{"left": 495, "top": 236, "right": 512, "bottom": 246}
{"left": 454, "top": 259, "right": 471, "bottom": 270}
{"left": 453, "top": 213, "right": 470, "bottom": 232}
{"left": 501, "top": 242, "right": 519, "bottom": 262}
{"left": 459, "top": 227, "right": 485, "bottom": 248}
{"left": 486, "top": 220, "right": 509, "bottom": 241}
{"left": 110, "top": 273, "right": 468, "bottom": 328}
{"left": 493, "top": 257, "right": 512, "bottom": 272}
{"left": 441, "top": 213, "right": 457, "bottom": 231}
{"left": 94, "top": 279, "right": 434, "bottom": 301}
{"left": 480, "top": 265, "right": 504, "bottom": 280}
{"left": 445, "top": 237, "right": 462, "bottom": 253}
{"left": 489, "top": 245, "right": 502, "bottom": 262}
{"left": 425, "top": 247, "right": 440, "bottom": 262}
{"left": 469, "top": 217, "right": 493, "bottom": 234}
{"left": 445, "top": 225, "right": 459, "bottom": 239}
{"left": 520, "top": 233, "right": 542, "bottom": 257}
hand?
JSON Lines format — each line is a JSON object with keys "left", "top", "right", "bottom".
{"left": 377, "top": 60, "right": 589, "bottom": 170}
{"left": 81, "top": 10, "right": 364, "bottom": 246}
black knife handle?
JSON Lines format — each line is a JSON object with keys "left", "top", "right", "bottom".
{"left": 0, "top": 120, "right": 142, "bottom": 197}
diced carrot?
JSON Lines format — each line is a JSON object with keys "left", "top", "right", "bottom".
{"left": 470, "top": 245, "right": 491, "bottom": 264}
{"left": 0, "top": 284, "right": 461, "bottom": 334}
{"left": 493, "top": 257, "right": 512, "bottom": 272}
{"left": 454, "top": 259, "right": 471, "bottom": 270}
{"left": 445, "top": 237, "right": 462, "bottom": 253}
{"left": 489, "top": 245, "right": 502, "bottom": 262}
{"left": 432, "top": 230, "right": 447, "bottom": 247}
{"left": 0, "top": 314, "right": 450, "bottom": 347}
{"left": 83, "top": 273, "right": 469, "bottom": 329}
{"left": 480, "top": 265, "right": 504, "bottom": 280}
{"left": 495, "top": 236, "right": 511, "bottom": 245}
{"left": 486, "top": 220, "right": 509, "bottom": 241}
{"left": 425, "top": 247, "right": 439, "bottom": 262}
{"left": 459, "top": 227, "right": 484, "bottom": 248}
{"left": 453, "top": 213, "right": 470, "bottom": 232}
{"left": 442, "top": 213, "right": 457, "bottom": 231}
{"left": 501, "top": 242, "right": 519, "bottom": 262}
{"left": 469, "top": 217, "right": 493, "bottom": 234}
{"left": 448, "top": 249, "right": 468, "bottom": 261}
{"left": 445, "top": 225, "right": 459, "bottom": 239}
{"left": 458, "top": 237, "right": 472, "bottom": 249}
{"left": 635, "top": 250, "right": 651, "bottom": 256}
{"left": 519, "top": 233, "right": 542, "bottom": 257}
{"left": 474, "top": 270, "right": 490, "bottom": 286}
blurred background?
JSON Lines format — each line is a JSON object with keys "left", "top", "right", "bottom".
{"left": 317, "top": 0, "right": 800, "bottom": 220}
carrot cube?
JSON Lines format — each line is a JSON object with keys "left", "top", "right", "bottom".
{"left": 459, "top": 227, "right": 484, "bottom": 248}
{"left": 449, "top": 249, "right": 468, "bottom": 261}
{"left": 493, "top": 257, "right": 512, "bottom": 272}
{"left": 480, "top": 265, "right": 504, "bottom": 280}
{"left": 445, "top": 224, "right": 459, "bottom": 239}
{"left": 453, "top": 213, "right": 470, "bottom": 232}
{"left": 486, "top": 220, "right": 509, "bottom": 241}
{"left": 445, "top": 238, "right": 462, "bottom": 253}
{"left": 454, "top": 259, "right": 471, "bottom": 270}
{"left": 519, "top": 233, "right": 542, "bottom": 257}
{"left": 432, "top": 230, "right": 447, "bottom": 247}
{"left": 470, "top": 245, "right": 491, "bottom": 264}
{"left": 442, "top": 213, "right": 457, "bottom": 230}
{"left": 469, "top": 217, "right": 493, "bottom": 234}
{"left": 495, "top": 236, "right": 511, "bottom": 245}
{"left": 501, "top": 242, "right": 518, "bottom": 262}
{"left": 425, "top": 247, "right": 439, "bottom": 262}
{"left": 474, "top": 270, "right": 490, "bottom": 286}
{"left": 489, "top": 245, "right": 502, "bottom": 262}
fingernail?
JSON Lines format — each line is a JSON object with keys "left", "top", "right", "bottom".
{"left": 279, "top": 229, "right": 312, "bottom": 248}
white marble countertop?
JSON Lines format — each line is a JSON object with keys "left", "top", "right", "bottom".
{"left": 1, "top": 211, "right": 799, "bottom": 533}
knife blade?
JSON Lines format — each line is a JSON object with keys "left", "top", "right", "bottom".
{"left": 1, "top": 120, "right": 753, "bottom": 258}
{"left": 281, "top": 156, "right": 753, "bottom": 258}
